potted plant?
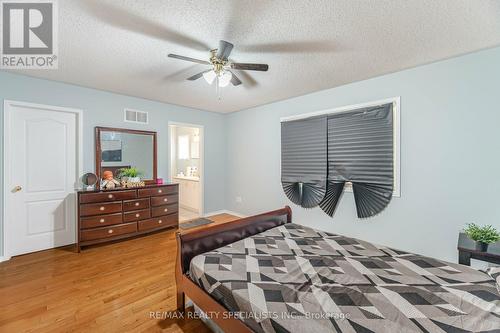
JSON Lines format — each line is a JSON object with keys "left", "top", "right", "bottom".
{"left": 117, "top": 167, "right": 142, "bottom": 183}
{"left": 464, "top": 223, "right": 500, "bottom": 252}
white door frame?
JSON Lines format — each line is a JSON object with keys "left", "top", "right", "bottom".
{"left": 2, "top": 100, "right": 83, "bottom": 261}
{"left": 168, "top": 121, "right": 205, "bottom": 217}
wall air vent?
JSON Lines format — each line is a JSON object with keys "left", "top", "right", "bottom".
{"left": 124, "top": 109, "right": 148, "bottom": 124}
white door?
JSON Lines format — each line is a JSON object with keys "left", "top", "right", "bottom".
{"left": 4, "top": 101, "right": 81, "bottom": 257}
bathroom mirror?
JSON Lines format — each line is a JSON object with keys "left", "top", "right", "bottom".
{"left": 95, "top": 127, "right": 157, "bottom": 184}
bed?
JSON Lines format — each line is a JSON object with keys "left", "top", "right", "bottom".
{"left": 175, "top": 207, "right": 500, "bottom": 333}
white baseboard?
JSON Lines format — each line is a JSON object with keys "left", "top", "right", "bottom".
{"left": 225, "top": 210, "right": 247, "bottom": 218}
{"left": 0, "top": 256, "right": 11, "bottom": 263}
{"left": 204, "top": 210, "right": 247, "bottom": 218}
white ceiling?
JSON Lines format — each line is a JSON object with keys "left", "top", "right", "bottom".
{"left": 10, "top": 0, "right": 500, "bottom": 113}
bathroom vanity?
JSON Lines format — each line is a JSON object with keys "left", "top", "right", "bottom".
{"left": 173, "top": 176, "right": 200, "bottom": 213}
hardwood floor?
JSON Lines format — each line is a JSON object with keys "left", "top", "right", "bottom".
{"left": 0, "top": 214, "right": 239, "bottom": 333}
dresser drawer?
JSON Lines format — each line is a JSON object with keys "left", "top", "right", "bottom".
{"left": 138, "top": 215, "right": 178, "bottom": 231}
{"left": 79, "top": 190, "right": 136, "bottom": 204}
{"left": 123, "top": 198, "right": 150, "bottom": 211}
{"left": 138, "top": 185, "right": 177, "bottom": 197}
{"left": 80, "top": 202, "right": 122, "bottom": 217}
{"left": 151, "top": 203, "right": 178, "bottom": 217}
{"left": 123, "top": 209, "right": 151, "bottom": 222}
{"left": 80, "top": 222, "right": 137, "bottom": 242}
{"left": 80, "top": 213, "right": 123, "bottom": 229}
{"left": 151, "top": 194, "right": 178, "bottom": 206}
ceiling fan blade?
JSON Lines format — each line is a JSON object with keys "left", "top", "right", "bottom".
{"left": 163, "top": 64, "right": 200, "bottom": 81}
{"left": 236, "top": 70, "right": 258, "bottom": 87}
{"left": 186, "top": 70, "right": 211, "bottom": 81}
{"left": 228, "top": 71, "right": 242, "bottom": 86}
{"left": 217, "top": 40, "right": 234, "bottom": 60}
{"left": 168, "top": 54, "right": 210, "bottom": 65}
{"left": 223, "top": 1, "right": 269, "bottom": 43}
{"left": 80, "top": 0, "right": 210, "bottom": 51}
{"left": 239, "top": 41, "right": 336, "bottom": 54}
{"left": 230, "top": 63, "right": 269, "bottom": 71}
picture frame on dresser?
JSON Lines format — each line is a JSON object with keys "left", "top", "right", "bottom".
{"left": 77, "top": 184, "right": 179, "bottom": 251}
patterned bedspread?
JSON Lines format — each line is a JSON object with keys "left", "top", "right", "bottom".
{"left": 189, "top": 223, "right": 500, "bottom": 333}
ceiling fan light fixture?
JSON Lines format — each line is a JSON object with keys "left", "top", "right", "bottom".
{"left": 218, "top": 71, "right": 232, "bottom": 87}
{"left": 168, "top": 39, "right": 268, "bottom": 92}
{"left": 203, "top": 70, "right": 216, "bottom": 84}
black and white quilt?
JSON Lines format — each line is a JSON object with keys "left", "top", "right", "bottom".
{"left": 189, "top": 223, "right": 500, "bottom": 333}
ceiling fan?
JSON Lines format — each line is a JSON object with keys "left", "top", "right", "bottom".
{"left": 168, "top": 40, "right": 269, "bottom": 88}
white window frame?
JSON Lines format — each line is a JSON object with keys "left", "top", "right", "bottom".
{"left": 280, "top": 97, "right": 401, "bottom": 197}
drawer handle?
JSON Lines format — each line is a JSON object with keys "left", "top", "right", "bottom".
{"left": 100, "top": 206, "right": 105, "bottom": 211}
{"left": 164, "top": 208, "right": 168, "bottom": 212}
{"left": 108, "top": 229, "right": 113, "bottom": 234}
{"left": 108, "top": 194, "right": 113, "bottom": 199}
{"left": 158, "top": 220, "right": 163, "bottom": 224}
{"left": 164, "top": 198, "right": 168, "bottom": 202}
{"left": 135, "top": 213, "right": 140, "bottom": 218}
{"left": 99, "top": 218, "right": 105, "bottom": 223}
{"left": 158, "top": 189, "right": 162, "bottom": 193}
{"left": 135, "top": 202, "right": 140, "bottom": 206}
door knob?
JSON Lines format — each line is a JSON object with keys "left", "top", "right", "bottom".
{"left": 13, "top": 185, "right": 22, "bottom": 192}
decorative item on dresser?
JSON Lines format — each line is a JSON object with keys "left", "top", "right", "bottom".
{"left": 77, "top": 183, "right": 179, "bottom": 251}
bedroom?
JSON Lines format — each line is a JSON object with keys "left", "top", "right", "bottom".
{"left": 0, "top": 0, "right": 499, "bottom": 332}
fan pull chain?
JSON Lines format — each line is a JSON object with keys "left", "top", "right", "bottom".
{"left": 216, "top": 76, "right": 222, "bottom": 101}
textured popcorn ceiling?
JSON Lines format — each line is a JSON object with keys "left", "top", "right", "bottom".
{"left": 10, "top": 0, "right": 500, "bottom": 113}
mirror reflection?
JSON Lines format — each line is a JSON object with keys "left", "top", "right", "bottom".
{"left": 99, "top": 130, "right": 154, "bottom": 180}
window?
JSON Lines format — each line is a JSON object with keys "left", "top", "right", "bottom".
{"left": 280, "top": 97, "right": 400, "bottom": 218}
{"left": 178, "top": 135, "right": 190, "bottom": 160}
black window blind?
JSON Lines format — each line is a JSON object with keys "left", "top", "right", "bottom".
{"left": 281, "top": 103, "right": 394, "bottom": 218}
{"left": 281, "top": 116, "right": 327, "bottom": 208}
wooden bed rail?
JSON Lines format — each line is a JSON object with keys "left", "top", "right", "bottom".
{"left": 174, "top": 206, "right": 292, "bottom": 332}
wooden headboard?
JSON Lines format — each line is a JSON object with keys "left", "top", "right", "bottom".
{"left": 176, "top": 206, "right": 292, "bottom": 274}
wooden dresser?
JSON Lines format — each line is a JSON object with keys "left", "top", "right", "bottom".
{"left": 77, "top": 184, "right": 179, "bottom": 251}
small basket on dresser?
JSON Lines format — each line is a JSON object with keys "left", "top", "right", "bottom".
{"left": 77, "top": 184, "right": 179, "bottom": 251}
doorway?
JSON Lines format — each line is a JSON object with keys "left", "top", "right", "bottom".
{"left": 3, "top": 100, "right": 82, "bottom": 258}
{"left": 168, "top": 123, "right": 203, "bottom": 222}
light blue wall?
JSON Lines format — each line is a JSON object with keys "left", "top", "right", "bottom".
{"left": 2, "top": 47, "right": 500, "bottom": 263}
{"left": 0, "top": 71, "right": 227, "bottom": 257}
{"left": 225, "top": 46, "right": 500, "bottom": 264}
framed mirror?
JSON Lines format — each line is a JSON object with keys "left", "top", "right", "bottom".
{"left": 95, "top": 127, "right": 157, "bottom": 184}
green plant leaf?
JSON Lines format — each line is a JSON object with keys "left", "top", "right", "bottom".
{"left": 464, "top": 223, "right": 500, "bottom": 244}
{"left": 117, "top": 167, "right": 143, "bottom": 178}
